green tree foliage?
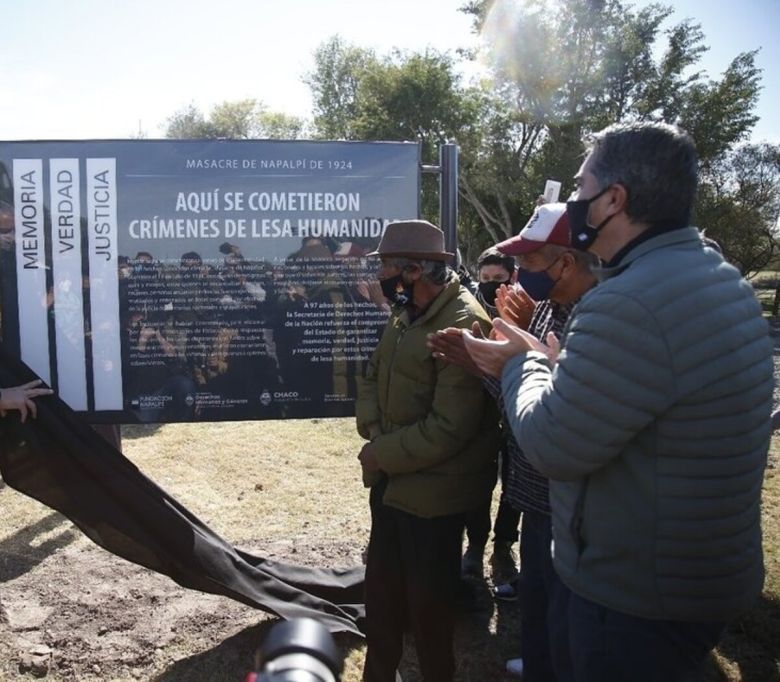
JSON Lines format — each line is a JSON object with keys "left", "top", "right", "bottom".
{"left": 677, "top": 51, "right": 761, "bottom": 165}
{"left": 305, "top": 7, "right": 768, "bottom": 264}
{"left": 459, "top": 0, "right": 765, "bottom": 256}
{"left": 257, "top": 111, "right": 306, "bottom": 140}
{"left": 695, "top": 142, "right": 780, "bottom": 276}
{"left": 164, "top": 99, "right": 306, "bottom": 140}
{"left": 165, "top": 103, "right": 214, "bottom": 138}
{"left": 457, "top": 86, "right": 543, "bottom": 254}
{"left": 305, "top": 37, "right": 377, "bottom": 140}
{"left": 165, "top": 2, "right": 773, "bottom": 274}
{"left": 307, "top": 38, "right": 481, "bottom": 220}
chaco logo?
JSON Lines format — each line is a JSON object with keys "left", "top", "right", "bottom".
{"left": 259, "top": 390, "right": 272, "bottom": 406}
{"left": 274, "top": 391, "right": 299, "bottom": 399}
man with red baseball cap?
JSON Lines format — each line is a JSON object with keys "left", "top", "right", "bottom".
{"left": 495, "top": 203, "right": 591, "bottom": 306}
{"left": 495, "top": 203, "right": 597, "bottom": 680}
{"left": 430, "top": 203, "right": 597, "bottom": 680}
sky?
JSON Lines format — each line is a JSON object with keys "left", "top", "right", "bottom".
{"left": 2, "top": 0, "right": 778, "bottom": 143}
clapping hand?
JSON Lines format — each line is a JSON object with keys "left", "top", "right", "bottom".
{"left": 496, "top": 285, "right": 535, "bottom": 330}
{"left": 463, "top": 318, "right": 561, "bottom": 378}
{"left": 427, "top": 322, "right": 484, "bottom": 377}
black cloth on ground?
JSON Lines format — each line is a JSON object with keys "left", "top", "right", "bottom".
{"left": 0, "top": 345, "right": 365, "bottom": 635}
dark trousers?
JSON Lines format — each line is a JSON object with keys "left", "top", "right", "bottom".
{"left": 549, "top": 584, "right": 725, "bottom": 682}
{"left": 363, "top": 480, "right": 466, "bottom": 682}
{"left": 569, "top": 593, "right": 725, "bottom": 682}
{"left": 465, "top": 497, "right": 520, "bottom": 548}
{"left": 464, "top": 447, "right": 520, "bottom": 547}
{"left": 547, "top": 570, "right": 574, "bottom": 682}
{"left": 518, "top": 511, "right": 557, "bottom": 682}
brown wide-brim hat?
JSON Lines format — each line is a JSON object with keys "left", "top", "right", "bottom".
{"left": 368, "top": 219, "right": 455, "bottom": 262}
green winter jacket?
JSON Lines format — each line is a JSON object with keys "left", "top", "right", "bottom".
{"left": 356, "top": 274, "right": 500, "bottom": 518}
{"left": 503, "top": 227, "right": 773, "bottom": 622}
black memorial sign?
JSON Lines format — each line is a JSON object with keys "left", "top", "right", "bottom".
{"left": 0, "top": 140, "right": 419, "bottom": 422}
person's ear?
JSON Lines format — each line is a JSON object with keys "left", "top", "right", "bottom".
{"left": 403, "top": 263, "right": 422, "bottom": 282}
{"left": 559, "top": 252, "right": 576, "bottom": 275}
{"left": 607, "top": 183, "right": 629, "bottom": 216}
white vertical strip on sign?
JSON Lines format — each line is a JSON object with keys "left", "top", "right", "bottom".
{"left": 86, "top": 158, "right": 123, "bottom": 409}
{"left": 49, "top": 159, "right": 88, "bottom": 410}
{"left": 13, "top": 158, "right": 51, "bottom": 384}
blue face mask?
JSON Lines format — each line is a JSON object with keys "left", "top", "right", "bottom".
{"left": 517, "top": 257, "right": 562, "bottom": 302}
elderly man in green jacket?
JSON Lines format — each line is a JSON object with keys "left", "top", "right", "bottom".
{"left": 464, "top": 122, "right": 773, "bottom": 682}
{"left": 356, "top": 219, "right": 500, "bottom": 682}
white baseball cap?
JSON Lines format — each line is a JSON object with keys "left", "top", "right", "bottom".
{"left": 496, "top": 203, "right": 571, "bottom": 255}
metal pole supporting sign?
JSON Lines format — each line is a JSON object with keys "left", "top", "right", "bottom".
{"left": 438, "top": 143, "right": 459, "bottom": 256}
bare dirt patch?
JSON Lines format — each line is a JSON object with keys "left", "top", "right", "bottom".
{"left": 1, "top": 512, "right": 263, "bottom": 681}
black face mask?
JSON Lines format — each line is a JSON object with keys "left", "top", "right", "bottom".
{"left": 379, "top": 272, "right": 413, "bottom": 307}
{"left": 478, "top": 280, "right": 511, "bottom": 306}
{"left": 566, "top": 186, "right": 615, "bottom": 251}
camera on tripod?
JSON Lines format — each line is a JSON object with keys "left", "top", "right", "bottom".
{"left": 245, "top": 618, "right": 343, "bottom": 682}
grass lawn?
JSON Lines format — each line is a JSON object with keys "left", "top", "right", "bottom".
{"left": 1, "top": 419, "right": 779, "bottom": 680}
{"left": 751, "top": 271, "right": 779, "bottom": 317}
{"left": 708, "top": 437, "right": 780, "bottom": 681}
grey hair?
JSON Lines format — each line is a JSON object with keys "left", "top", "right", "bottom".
{"left": 587, "top": 122, "right": 698, "bottom": 231}
{"left": 384, "top": 257, "right": 450, "bottom": 285}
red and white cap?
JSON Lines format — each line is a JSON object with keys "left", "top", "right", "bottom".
{"left": 496, "top": 202, "right": 570, "bottom": 255}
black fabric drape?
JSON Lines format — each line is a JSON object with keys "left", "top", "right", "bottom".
{"left": 0, "top": 346, "right": 365, "bottom": 635}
